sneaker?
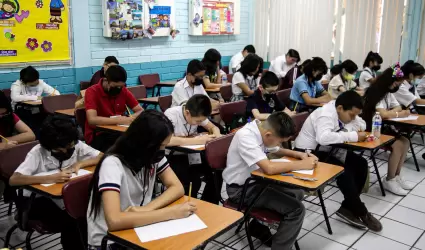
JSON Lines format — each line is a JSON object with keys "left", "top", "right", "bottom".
{"left": 335, "top": 207, "right": 366, "bottom": 229}
{"left": 396, "top": 175, "right": 415, "bottom": 190}
{"left": 383, "top": 178, "right": 408, "bottom": 196}
{"left": 360, "top": 213, "right": 382, "bottom": 232}
{"left": 248, "top": 219, "right": 272, "bottom": 247}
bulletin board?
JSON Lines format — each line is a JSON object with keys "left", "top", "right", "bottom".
{"left": 102, "top": 0, "right": 176, "bottom": 40}
{"left": 0, "top": 0, "right": 71, "bottom": 66}
{"left": 189, "top": 0, "right": 240, "bottom": 36}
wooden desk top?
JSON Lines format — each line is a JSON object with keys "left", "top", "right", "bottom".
{"left": 21, "top": 100, "right": 42, "bottom": 106}
{"left": 97, "top": 125, "right": 128, "bottom": 133}
{"left": 251, "top": 157, "right": 344, "bottom": 191}
{"left": 157, "top": 81, "right": 176, "bottom": 87}
{"left": 385, "top": 115, "right": 425, "bottom": 127}
{"left": 80, "top": 90, "right": 86, "bottom": 98}
{"left": 211, "top": 110, "right": 219, "bottom": 116}
{"left": 138, "top": 97, "right": 159, "bottom": 104}
{"left": 55, "top": 108, "right": 75, "bottom": 117}
{"left": 108, "top": 196, "right": 243, "bottom": 250}
{"left": 337, "top": 134, "right": 395, "bottom": 150}
{"left": 28, "top": 166, "right": 96, "bottom": 198}
{"left": 205, "top": 88, "right": 220, "bottom": 93}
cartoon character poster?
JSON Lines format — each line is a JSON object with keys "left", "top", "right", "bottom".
{"left": 0, "top": 0, "right": 70, "bottom": 65}
{"left": 200, "top": 1, "right": 234, "bottom": 35}
{"left": 149, "top": 5, "right": 170, "bottom": 29}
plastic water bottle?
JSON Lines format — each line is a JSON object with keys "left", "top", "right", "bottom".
{"left": 371, "top": 112, "right": 382, "bottom": 138}
{"left": 222, "top": 74, "right": 228, "bottom": 85}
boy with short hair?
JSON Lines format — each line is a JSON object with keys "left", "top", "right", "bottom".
{"left": 295, "top": 91, "right": 382, "bottom": 232}
{"left": 246, "top": 71, "right": 294, "bottom": 121}
{"left": 85, "top": 65, "right": 143, "bottom": 151}
{"left": 90, "top": 56, "right": 119, "bottom": 87}
{"left": 224, "top": 112, "right": 317, "bottom": 250}
{"left": 165, "top": 94, "right": 221, "bottom": 204}
{"left": 229, "top": 45, "right": 256, "bottom": 73}
{"left": 10, "top": 116, "right": 102, "bottom": 250}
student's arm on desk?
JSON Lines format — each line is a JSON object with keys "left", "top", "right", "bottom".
{"left": 68, "top": 153, "right": 103, "bottom": 173}
{"left": 202, "top": 120, "right": 221, "bottom": 137}
{"left": 6, "top": 120, "right": 36, "bottom": 144}
{"left": 10, "top": 84, "right": 38, "bottom": 102}
{"left": 376, "top": 107, "right": 409, "bottom": 119}
{"left": 131, "top": 104, "right": 143, "bottom": 116}
{"left": 315, "top": 116, "right": 363, "bottom": 144}
{"left": 86, "top": 109, "right": 134, "bottom": 126}
{"left": 167, "top": 134, "right": 215, "bottom": 146}
{"left": 203, "top": 78, "right": 222, "bottom": 89}
{"left": 301, "top": 92, "right": 331, "bottom": 105}
{"left": 237, "top": 83, "right": 255, "bottom": 96}
{"left": 414, "top": 98, "right": 425, "bottom": 105}
{"left": 257, "top": 157, "right": 317, "bottom": 175}
{"left": 210, "top": 98, "right": 220, "bottom": 111}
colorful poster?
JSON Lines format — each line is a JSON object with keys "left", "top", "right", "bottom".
{"left": 107, "top": 0, "right": 144, "bottom": 40}
{"left": 202, "top": 1, "right": 233, "bottom": 35}
{"left": 0, "top": 0, "right": 70, "bottom": 65}
{"left": 149, "top": 6, "right": 171, "bottom": 29}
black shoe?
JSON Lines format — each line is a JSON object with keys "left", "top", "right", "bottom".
{"left": 248, "top": 219, "right": 272, "bottom": 247}
{"left": 336, "top": 207, "right": 366, "bottom": 229}
{"left": 360, "top": 212, "right": 383, "bottom": 232}
{"left": 422, "top": 153, "right": 425, "bottom": 160}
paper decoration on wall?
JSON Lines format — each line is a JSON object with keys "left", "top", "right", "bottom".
{"left": 149, "top": 6, "right": 170, "bottom": 29}
{"left": 169, "top": 26, "right": 179, "bottom": 39}
{"left": 0, "top": 0, "right": 70, "bottom": 65}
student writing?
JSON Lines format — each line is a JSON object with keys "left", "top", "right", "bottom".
{"left": 393, "top": 60, "right": 425, "bottom": 111}
{"left": 269, "top": 49, "right": 301, "bottom": 78}
{"left": 231, "top": 54, "right": 262, "bottom": 102}
{"left": 359, "top": 51, "right": 383, "bottom": 89}
{"left": 328, "top": 60, "right": 363, "bottom": 99}
{"left": 229, "top": 45, "right": 256, "bottom": 73}
{"left": 201, "top": 49, "right": 226, "bottom": 89}
{"left": 278, "top": 59, "right": 311, "bottom": 90}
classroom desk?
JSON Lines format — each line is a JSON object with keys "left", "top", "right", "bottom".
{"left": 251, "top": 157, "right": 344, "bottom": 235}
{"left": 155, "top": 81, "right": 176, "bottom": 97}
{"left": 102, "top": 196, "right": 243, "bottom": 250}
{"left": 20, "top": 100, "right": 42, "bottom": 106}
{"left": 25, "top": 166, "right": 96, "bottom": 198}
{"left": 205, "top": 88, "right": 221, "bottom": 94}
{"left": 54, "top": 108, "right": 75, "bottom": 118}
{"left": 330, "top": 134, "right": 395, "bottom": 196}
{"left": 138, "top": 97, "right": 159, "bottom": 109}
{"left": 96, "top": 125, "right": 128, "bottom": 134}
{"left": 167, "top": 144, "right": 205, "bottom": 154}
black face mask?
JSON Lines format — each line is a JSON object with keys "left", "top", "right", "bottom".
{"left": 372, "top": 65, "right": 381, "bottom": 71}
{"left": 107, "top": 87, "right": 122, "bottom": 96}
{"left": 51, "top": 147, "right": 75, "bottom": 162}
{"left": 152, "top": 149, "right": 165, "bottom": 163}
{"left": 263, "top": 93, "right": 274, "bottom": 99}
{"left": 193, "top": 78, "right": 203, "bottom": 86}
{"left": 389, "top": 86, "right": 400, "bottom": 93}
{"left": 313, "top": 74, "right": 324, "bottom": 81}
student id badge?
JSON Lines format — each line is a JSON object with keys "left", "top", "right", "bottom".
{"left": 188, "top": 153, "right": 202, "bottom": 165}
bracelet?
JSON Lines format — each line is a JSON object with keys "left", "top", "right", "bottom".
{"left": 396, "top": 112, "right": 399, "bottom": 118}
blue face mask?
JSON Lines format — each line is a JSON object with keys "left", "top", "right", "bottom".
{"left": 27, "top": 86, "right": 39, "bottom": 92}
{"left": 414, "top": 78, "right": 422, "bottom": 86}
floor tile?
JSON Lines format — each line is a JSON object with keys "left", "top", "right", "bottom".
{"left": 399, "top": 194, "right": 425, "bottom": 213}
{"left": 298, "top": 229, "right": 309, "bottom": 240}
{"left": 374, "top": 217, "right": 423, "bottom": 246}
{"left": 411, "top": 184, "right": 425, "bottom": 198}
{"left": 385, "top": 205, "right": 425, "bottom": 230}
{"left": 302, "top": 210, "right": 325, "bottom": 231}
{"left": 312, "top": 217, "right": 365, "bottom": 246}
{"left": 364, "top": 183, "right": 403, "bottom": 204}
{"left": 329, "top": 191, "right": 344, "bottom": 203}
{"left": 399, "top": 168, "right": 425, "bottom": 184}
{"left": 298, "top": 232, "right": 348, "bottom": 250}
{"left": 305, "top": 199, "right": 341, "bottom": 217}
{"left": 414, "top": 233, "right": 425, "bottom": 249}
{"left": 352, "top": 232, "right": 410, "bottom": 250}
{"left": 359, "top": 194, "right": 395, "bottom": 216}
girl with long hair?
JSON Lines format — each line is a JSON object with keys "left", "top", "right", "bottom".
{"left": 201, "top": 48, "right": 226, "bottom": 89}
{"left": 359, "top": 51, "right": 383, "bottom": 89}
{"left": 393, "top": 60, "right": 425, "bottom": 109}
{"left": 231, "top": 54, "right": 262, "bottom": 102}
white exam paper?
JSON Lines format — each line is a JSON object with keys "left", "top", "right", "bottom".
{"left": 36, "top": 169, "right": 92, "bottom": 187}
{"left": 390, "top": 115, "right": 419, "bottom": 121}
{"left": 118, "top": 124, "right": 129, "bottom": 128}
{"left": 270, "top": 159, "right": 314, "bottom": 175}
{"left": 134, "top": 214, "right": 207, "bottom": 242}
{"left": 182, "top": 144, "right": 204, "bottom": 150}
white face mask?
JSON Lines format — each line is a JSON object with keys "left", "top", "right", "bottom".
{"left": 27, "top": 86, "right": 39, "bottom": 92}
{"left": 414, "top": 78, "right": 422, "bottom": 86}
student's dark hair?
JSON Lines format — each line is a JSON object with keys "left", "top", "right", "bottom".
{"left": 187, "top": 59, "right": 206, "bottom": 76}
{"left": 238, "top": 54, "right": 262, "bottom": 79}
{"left": 89, "top": 110, "right": 174, "bottom": 219}
{"left": 260, "top": 71, "right": 279, "bottom": 88}
{"left": 401, "top": 60, "right": 425, "bottom": 78}
{"left": 104, "top": 56, "right": 119, "bottom": 65}
{"left": 0, "top": 90, "right": 14, "bottom": 136}
{"left": 186, "top": 94, "right": 212, "bottom": 117}
{"left": 201, "top": 49, "right": 222, "bottom": 75}
{"left": 363, "top": 51, "right": 383, "bottom": 68}
{"left": 105, "top": 65, "right": 127, "bottom": 83}
{"left": 39, "top": 116, "right": 79, "bottom": 151}
{"left": 20, "top": 66, "right": 39, "bottom": 84}
{"left": 266, "top": 112, "right": 296, "bottom": 138}
{"left": 303, "top": 57, "right": 328, "bottom": 78}
{"left": 300, "top": 59, "right": 312, "bottom": 71}
{"left": 362, "top": 68, "right": 402, "bottom": 131}
{"left": 330, "top": 64, "right": 342, "bottom": 75}
{"left": 335, "top": 91, "right": 363, "bottom": 110}
{"left": 286, "top": 49, "right": 301, "bottom": 62}
{"left": 341, "top": 59, "right": 358, "bottom": 74}
{"left": 243, "top": 45, "right": 256, "bottom": 54}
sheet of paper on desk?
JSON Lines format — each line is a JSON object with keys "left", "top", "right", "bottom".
{"left": 270, "top": 159, "right": 314, "bottom": 175}
{"left": 118, "top": 124, "right": 129, "bottom": 127}
{"left": 182, "top": 144, "right": 204, "bottom": 150}
{"left": 416, "top": 104, "right": 425, "bottom": 107}
{"left": 390, "top": 115, "right": 419, "bottom": 121}
{"left": 134, "top": 214, "right": 207, "bottom": 242}
{"left": 36, "top": 169, "right": 92, "bottom": 187}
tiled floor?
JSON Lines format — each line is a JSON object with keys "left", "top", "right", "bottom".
{"left": 2, "top": 138, "right": 425, "bottom": 249}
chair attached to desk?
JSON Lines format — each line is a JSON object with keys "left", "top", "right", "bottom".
{"left": 219, "top": 100, "right": 247, "bottom": 133}
{"left": 42, "top": 94, "right": 78, "bottom": 115}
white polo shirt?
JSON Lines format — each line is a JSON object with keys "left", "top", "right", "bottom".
{"left": 269, "top": 55, "right": 296, "bottom": 78}
{"left": 164, "top": 105, "right": 209, "bottom": 137}
{"left": 328, "top": 74, "right": 357, "bottom": 99}
{"left": 417, "top": 77, "right": 425, "bottom": 96}
{"left": 231, "top": 72, "right": 260, "bottom": 97}
{"left": 229, "top": 52, "right": 244, "bottom": 73}
{"left": 171, "top": 78, "right": 208, "bottom": 107}
{"left": 359, "top": 67, "right": 376, "bottom": 89}
{"left": 393, "top": 80, "right": 420, "bottom": 107}
{"left": 87, "top": 155, "right": 169, "bottom": 246}
{"left": 295, "top": 101, "right": 365, "bottom": 150}
{"left": 223, "top": 120, "right": 268, "bottom": 186}
{"left": 376, "top": 93, "right": 400, "bottom": 110}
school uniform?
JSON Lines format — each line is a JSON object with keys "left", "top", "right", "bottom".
{"left": 289, "top": 74, "right": 325, "bottom": 112}
{"left": 269, "top": 55, "right": 296, "bottom": 78}
{"left": 294, "top": 101, "right": 369, "bottom": 218}
{"left": 417, "top": 77, "right": 425, "bottom": 96}
{"left": 87, "top": 155, "right": 169, "bottom": 247}
{"left": 320, "top": 69, "right": 332, "bottom": 82}
{"left": 164, "top": 106, "right": 219, "bottom": 204}
{"left": 328, "top": 74, "right": 357, "bottom": 99}
{"left": 229, "top": 52, "right": 244, "bottom": 73}
{"left": 278, "top": 65, "right": 301, "bottom": 90}
{"left": 84, "top": 80, "right": 139, "bottom": 151}
{"left": 246, "top": 89, "right": 285, "bottom": 118}
{"left": 223, "top": 120, "right": 305, "bottom": 250}
{"left": 231, "top": 72, "right": 260, "bottom": 102}
{"left": 171, "top": 78, "right": 208, "bottom": 107}
{"left": 15, "top": 141, "right": 100, "bottom": 250}
{"left": 90, "top": 68, "right": 105, "bottom": 87}
{"left": 393, "top": 80, "right": 420, "bottom": 108}
{"left": 359, "top": 67, "right": 376, "bottom": 89}
{"left": 375, "top": 93, "right": 403, "bottom": 135}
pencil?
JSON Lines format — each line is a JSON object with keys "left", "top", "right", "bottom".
{"left": 0, "top": 134, "right": 9, "bottom": 143}
{"left": 188, "top": 182, "right": 192, "bottom": 200}
{"left": 50, "top": 86, "right": 57, "bottom": 96}
{"left": 126, "top": 105, "right": 132, "bottom": 117}
{"left": 293, "top": 102, "right": 298, "bottom": 112}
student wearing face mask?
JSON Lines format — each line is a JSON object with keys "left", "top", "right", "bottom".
{"left": 171, "top": 59, "right": 219, "bottom": 110}
{"left": 0, "top": 90, "right": 35, "bottom": 150}
{"left": 362, "top": 64, "right": 412, "bottom": 196}
{"left": 359, "top": 51, "right": 383, "bottom": 89}
{"left": 269, "top": 49, "right": 301, "bottom": 78}
{"left": 85, "top": 65, "right": 143, "bottom": 152}
{"left": 328, "top": 60, "right": 363, "bottom": 99}
{"left": 289, "top": 57, "right": 332, "bottom": 112}
{"left": 231, "top": 54, "right": 262, "bottom": 102}
{"left": 10, "top": 116, "right": 102, "bottom": 250}
{"left": 392, "top": 61, "right": 425, "bottom": 111}
{"left": 247, "top": 71, "right": 294, "bottom": 120}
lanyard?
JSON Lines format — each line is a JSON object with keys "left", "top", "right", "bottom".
{"left": 336, "top": 120, "right": 345, "bottom": 132}
{"left": 182, "top": 105, "right": 192, "bottom": 136}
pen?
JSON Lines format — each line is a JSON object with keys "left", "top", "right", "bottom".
{"left": 126, "top": 105, "right": 132, "bottom": 117}
{"left": 0, "top": 134, "right": 9, "bottom": 143}
{"left": 188, "top": 182, "right": 192, "bottom": 200}
{"left": 50, "top": 86, "right": 57, "bottom": 96}
{"left": 293, "top": 102, "right": 298, "bottom": 112}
